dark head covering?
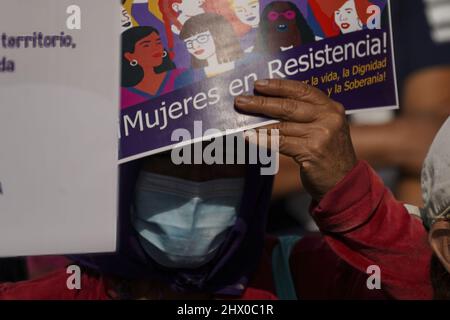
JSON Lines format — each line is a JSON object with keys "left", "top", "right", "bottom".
{"left": 71, "top": 159, "right": 274, "bottom": 295}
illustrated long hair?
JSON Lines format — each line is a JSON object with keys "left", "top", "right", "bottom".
{"left": 180, "top": 13, "right": 244, "bottom": 69}
{"left": 121, "top": 26, "right": 176, "bottom": 87}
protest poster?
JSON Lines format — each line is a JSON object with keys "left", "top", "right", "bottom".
{"left": 0, "top": 1, "right": 120, "bottom": 256}
{"left": 0, "top": 0, "right": 398, "bottom": 256}
{"left": 119, "top": 0, "right": 398, "bottom": 163}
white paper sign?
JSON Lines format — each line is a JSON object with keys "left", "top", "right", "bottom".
{"left": 0, "top": 0, "right": 120, "bottom": 256}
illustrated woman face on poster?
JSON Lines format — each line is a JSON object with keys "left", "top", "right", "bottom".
{"left": 122, "top": 27, "right": 176, "bottom": 96}
{"left": 308, "top": 0, "right": 380, "bottom": 38}
{"left": 334, "top": 0, "right": 363, "bottom": 33}
{"left": 184, "top": 31, "right": 216, "bottom": 62}
{"left": 160, "top": 0, "right": 206, "bottom": 34}
{"left": 180, "top": 13, "right": 243, "bottom": 77}
{"left": 125, "top": 33, "right": 165, "bottom": 72}
{"left": 230, "top": 0, "right": 261, "bottom": 28}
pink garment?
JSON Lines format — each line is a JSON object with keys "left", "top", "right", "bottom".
{"left": 121, "top": 69, "right": 184, "bottom": 110}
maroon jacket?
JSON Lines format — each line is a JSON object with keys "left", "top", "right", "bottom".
{"left": 0, "top": 161, "right": 433, "bottom": 300}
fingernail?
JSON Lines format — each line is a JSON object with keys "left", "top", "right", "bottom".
{"left": 255, "top": 79, "right": 269, "bottom": 87}
{"left": 236, "top": 96, "right": 252, "bottom": 105}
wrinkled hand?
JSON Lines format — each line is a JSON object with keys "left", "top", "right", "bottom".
{"left": 235, "top": 79, "right": 357, "bottom": 201}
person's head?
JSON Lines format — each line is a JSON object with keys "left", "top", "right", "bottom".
{"left": 313, "top": 0, "right": 373, "bottom": 35}
{"left": 421, "top": 118, "right": 450, "bottom": 299}
{"left": 229, "top": 0, "right": 260, "bottom": 28}
{"left": 180, "top": 13, "right": 243, "bottom": 68}
{"left": 257, "top": 1, "right": 315, "bottom": 53}
{"left": 121, "top": 26, "right": 175, "bottom": 87}
{"left": 72, "top": 136, "right": 274, "bottom": 294}
{"left": 133, "top": 148, "right": 247, "bottom": 270}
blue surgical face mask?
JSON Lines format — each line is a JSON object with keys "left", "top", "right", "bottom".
{"left": 132, "top": 171, "right": 245, "bottom": 269}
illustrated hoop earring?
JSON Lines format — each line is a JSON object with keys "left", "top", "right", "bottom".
{"left": 162, "top": 50, "right": 168, "bottom": 58}
{"left": 130, "top": 59, "right": 138, "bottom": 67}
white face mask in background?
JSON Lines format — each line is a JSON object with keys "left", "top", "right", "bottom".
{"left": 132, "top": 171, "right": 245, "bottom": 269}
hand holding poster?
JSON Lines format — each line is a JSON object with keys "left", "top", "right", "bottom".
{"left": 119, "top": 0, "right": 398, "bottom": 163}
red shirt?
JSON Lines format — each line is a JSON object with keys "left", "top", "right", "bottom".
{"left": 0, "top": 161, "right": 433, "bottom": 300}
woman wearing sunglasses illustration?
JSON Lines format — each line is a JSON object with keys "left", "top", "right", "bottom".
{"left": 256, "top": 1, "right": 315, "bottom": 54}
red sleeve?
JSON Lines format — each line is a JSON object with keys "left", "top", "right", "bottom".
{"left": 0, "top": 268, "right": 110, "bottom": 300}
{"left": 310, "top": 161, "right": 433, "bottom": 300}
